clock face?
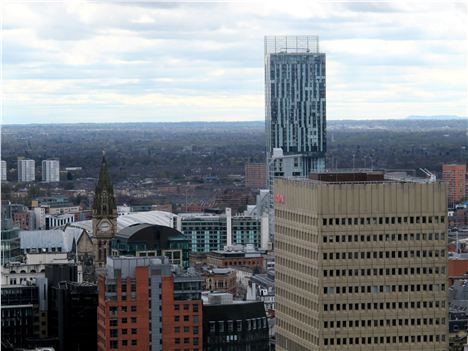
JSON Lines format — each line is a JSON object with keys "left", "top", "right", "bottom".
{"left": 99, "top": 221, "right": 111, "bottom": 232}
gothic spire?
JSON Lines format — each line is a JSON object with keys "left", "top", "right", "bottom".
{"left": 93, "top": 152, "right": 116, "bottom": 216}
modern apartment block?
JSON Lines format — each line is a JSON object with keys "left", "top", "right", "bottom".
{"left": 265, "top": 35, "right": 326, "bottom": 183}
{"left": 17, "top": 158, "right": 35, "bottom": 182}
{"left": 274, "top": 171, "right": 448, "bottom": 351}
{"left": 442, "top": 164, "right": 466, "bottom": 204}
{"left": 97, "top": 257, "right": 203, "bottom": 351}
{"left": 179, "top": 211, "right": 262, "bottom": 253}
{"left": 42, "top": 159, "right": 60, "bottom": 182}
{"left": 1, "top": 160, "right": 7, "bottom": 181}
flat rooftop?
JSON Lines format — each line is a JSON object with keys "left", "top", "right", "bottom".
{"left": 307, "top": 170, "right": 438, "bottom": 184}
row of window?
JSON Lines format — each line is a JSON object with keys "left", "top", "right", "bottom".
{"left": 323, "top": 232, "right": 446, "bottom": 243}
{"left": 324, "top": 300, "right": 446, "bottom": 313}
{"left": 110, "top": 339, "right": 137, "bottom": 348}
{"left": 275, "top": 209, "right": 446, "bottom": 227}
{"left": 174, "top": 326, "right": 199, "bottom": 334}
{"left": 108, "top": 305, "right": 137, "bottom": 315}
{"left": 323, "top": 283, "right": 446, "bottom": 295}
{"left": 208, "top": 318, "right": 267, "bottom": 333}
{"left": 323, "top": 334, "right": 446, "bottom": 346}
{"left": 109, "top": 328, "right": 137, "bottom": 337}
{"left": 175, "top": 337, "right": 199, "bottom": 345}
{"left": 174, "top": 315, "right": 199, "bottom": 323}
{"left": 324, "top": 317, "right": 446, "bottom": 329}
{"left": 109, "top": 317, "right": 137, "bottom": 326}
{"left": 323, "top": 249, "right": 446, "bottom": 260}
{"left": 322, "top": 215, "right": 445, "bottom": 226}
{"left": 175, "top": 303, "right": 199, "bottom": 313}
{"left": 323, "top": 266, "right": 446, "bottom": 277}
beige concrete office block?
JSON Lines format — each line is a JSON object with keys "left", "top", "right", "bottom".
{"left": 274, "top": 175, "right": 448, "bottom": 351}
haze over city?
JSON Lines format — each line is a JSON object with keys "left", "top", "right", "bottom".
{"left": 3, "top": 0, "right": 467, "bottom": 124}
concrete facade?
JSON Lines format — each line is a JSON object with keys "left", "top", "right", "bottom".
{"left": 274, "top": 174, "right": 449, "bottom": 351}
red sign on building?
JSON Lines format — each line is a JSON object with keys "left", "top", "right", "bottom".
{"left": 274, "top": 194, "right": 285, "bottom": 204}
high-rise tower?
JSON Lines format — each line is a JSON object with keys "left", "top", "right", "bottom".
{"left": 265, "top": 35, "right": 326, "bottom": 180}
{"left": 92, "top": 152, "right": 117, "bottom": 268}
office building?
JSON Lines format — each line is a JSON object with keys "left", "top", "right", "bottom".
{"left": 1, "top": 160, "right": 7, "bottom": 181}
{"left": 202, "top": 293, "right": 269, "bottom": 351}
{"left": 245, "top": 163, "right": 267, "bottom": 189}
{"left": 18, "top": 158, "right": 35, "bottom": 182}
{"left": 443, "top": 164, "right": 466, "bottom": 205}
{"left": 49, "top": 281, "right": 98, "bottom": 351}
{"left": 265, "top": 35, "right": 326, "bottom": 182}
{"left": 42, "top": 160, "right": 60, "bottom": 182}
{"left": 274, "top": 171, "right": 448, "bottom": 350}
{"left": 1, "top": 279, "right": 48, "bottom": 348}
{"left": 97, "top": 256, "right": 203, "bottom": 351}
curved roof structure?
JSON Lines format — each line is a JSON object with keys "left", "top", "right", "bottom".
{"left": 114, "top": 223, "right": 187, "bottom": 245}
{"left": 70, "top": 210, "right": 178, "bottom": 237}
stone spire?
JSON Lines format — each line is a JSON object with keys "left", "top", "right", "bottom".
{"left": 93, "top": 152, "right": 116, "bottom": 218}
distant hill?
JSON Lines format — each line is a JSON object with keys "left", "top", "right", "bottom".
{"left": 405, "top": 115, "right": 467, "bottom": 120}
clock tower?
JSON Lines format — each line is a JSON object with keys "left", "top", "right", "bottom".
{"left": 92, "top": 152, "right": 117, "bottom": 268}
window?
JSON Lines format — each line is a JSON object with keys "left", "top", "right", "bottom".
{"left": 131, "top": 328, "right": 137, "bottom": 335}
{"left": 131, "top": 306, "right": 137, "bottom": 312}
{"left": 110, "top": 341, "right": 118, "bottom": 349}
{"left": 131, "top": 340, "right": 137, "bottom": 346}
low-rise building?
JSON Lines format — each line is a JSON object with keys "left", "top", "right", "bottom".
{"left": 206, "top": 245, "right": 264, "bottom": 269}
{"left": 203, "top": 268, "right": 237, "bottom": 294}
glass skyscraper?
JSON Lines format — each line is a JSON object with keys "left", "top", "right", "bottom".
{"left": 265, "top": 35, "right": 326, "bottom": 179}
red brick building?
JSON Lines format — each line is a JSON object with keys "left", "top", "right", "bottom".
{"left": 97, "top": 257, "right": 203, "bottom": 351}
{"left": 206, "top": 249, "right": 264, "bottom": 269}
{"left": 443, "top": 164, "right": 466, "bottom": 204}
{"left": 245, "top": 163, "right": 267, "bottom": 189}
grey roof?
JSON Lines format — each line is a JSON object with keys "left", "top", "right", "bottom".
{"left": 20, "top": 226, "right": 87, "bottom": 252}
{"left": 116, "top": 223, "right": 155, "bottom": 240}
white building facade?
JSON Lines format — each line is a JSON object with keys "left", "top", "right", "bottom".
{"left": 1, "top": 160, "right": 7, "bottom": 181}
{"left": 17, "top": 159, "right": 35, "bottom": 182}
{"left": 42, "top": 159, "right": 60, "bottom": 182}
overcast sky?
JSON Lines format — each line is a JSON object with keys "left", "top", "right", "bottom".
{"left": 3, "top": 0, "right": 467, "bottom": 124}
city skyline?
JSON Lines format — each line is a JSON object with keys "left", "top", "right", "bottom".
{"left": 3, "top": 1, "right": 467, "bottom": 124}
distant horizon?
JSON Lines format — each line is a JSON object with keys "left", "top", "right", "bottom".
{"left": 2, "top": 115, "right": 467, "bottom": 126}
